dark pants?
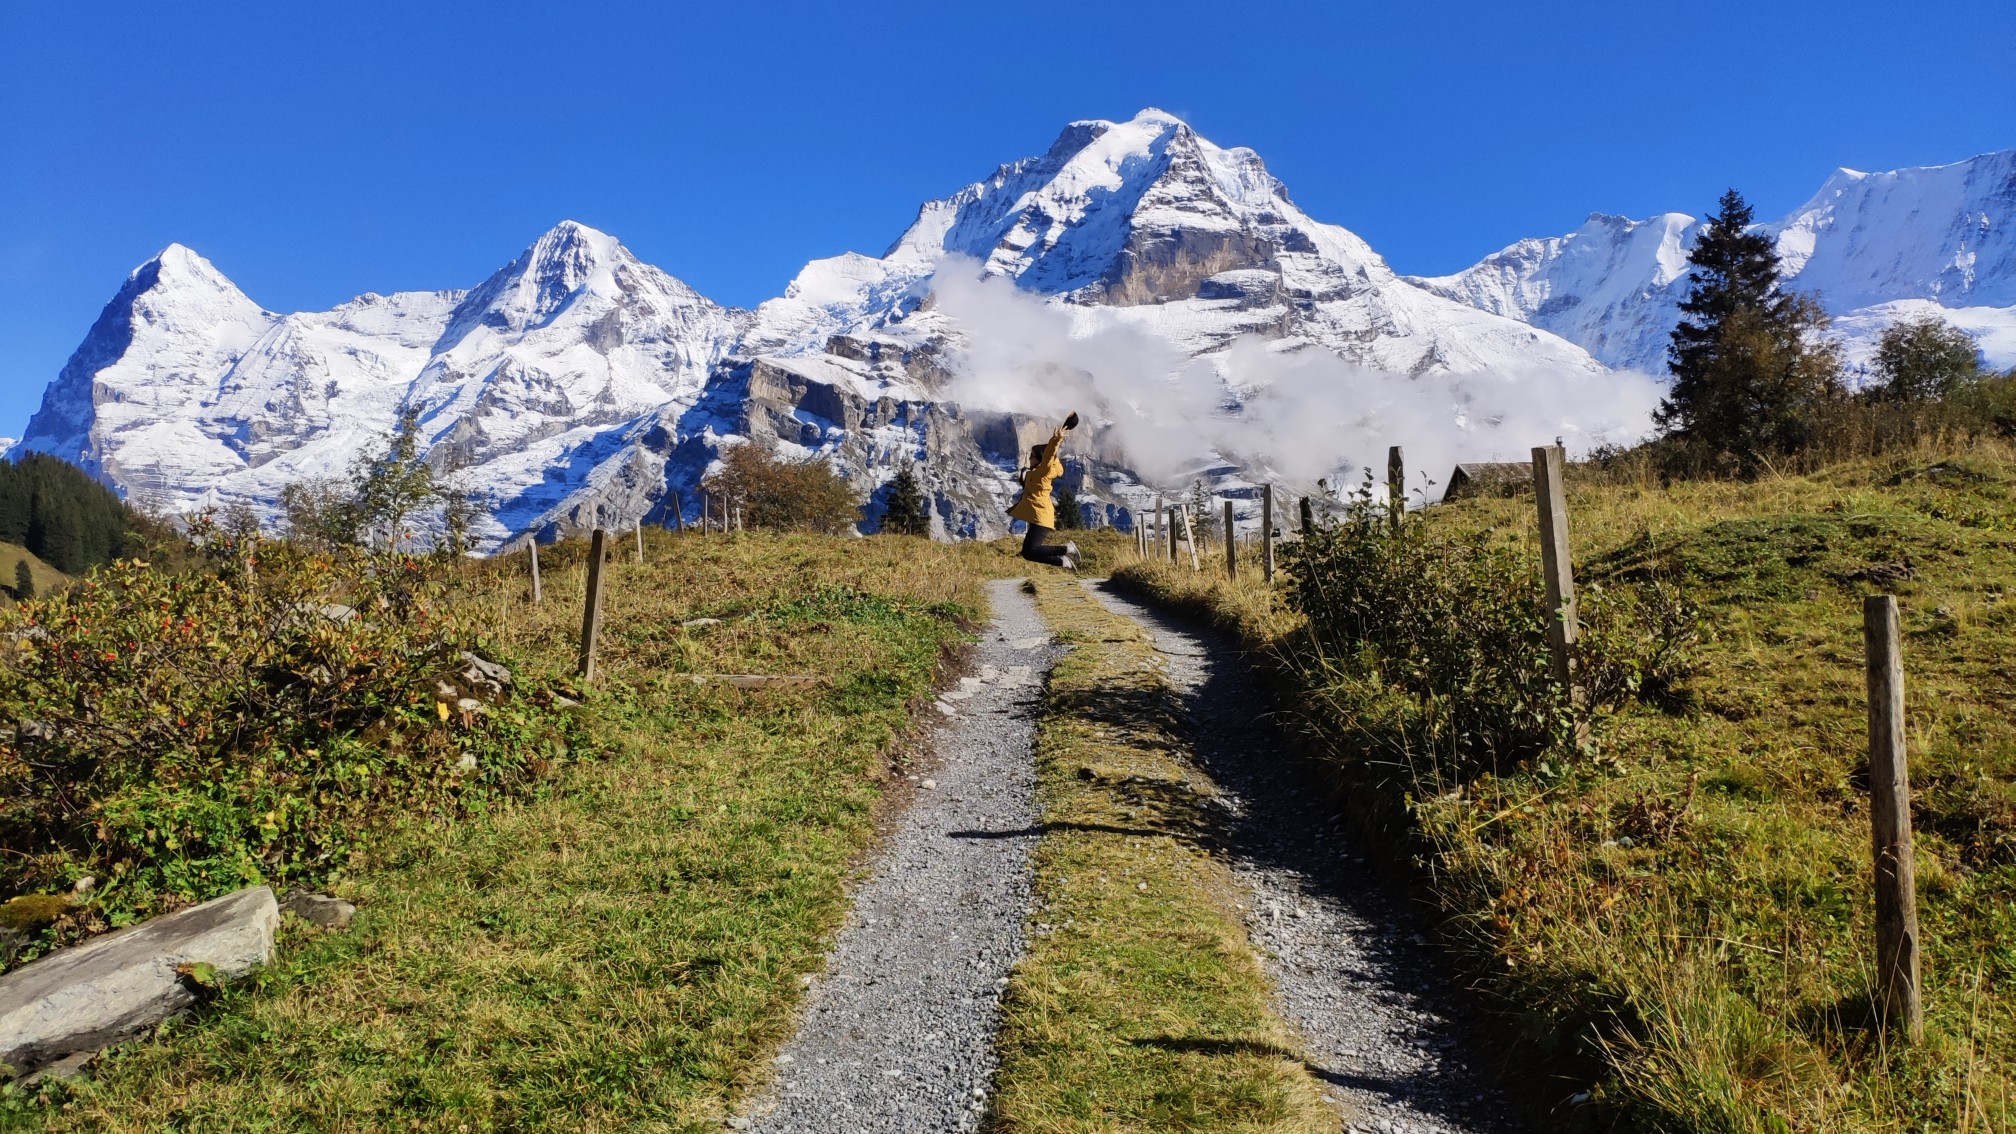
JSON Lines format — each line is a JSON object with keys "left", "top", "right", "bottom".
{"left": 1020, "top": 524, "right": 1071, "bottom": 567}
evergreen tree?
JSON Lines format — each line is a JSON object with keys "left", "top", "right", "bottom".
{"left": 1657, "top": 189, "right": 1843, "bottom": 467}
{"left": 880, "top": 465, "right": 931, "bottom": 536}
{"left": 13, "top": 560, "right": 31, "bottom": 600}
{"left": 1185, "top": 481, "right": 1218, "bottom": 539}
{"left": 1872, "top": 314, "right": 1982, "bottom": 401}
{"left": 0, "top": 452, "right": 137, "bottom": 574}
{"left": 1054, "top": 480, "right": 1084, "bottom": 530}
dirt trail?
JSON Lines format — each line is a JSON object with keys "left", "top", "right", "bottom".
{"left": 743, "top": 578, "right": 1060, "bottom": 1134}
{"left": 1082, "top": 578, "right": 1525, "bottom": 1134}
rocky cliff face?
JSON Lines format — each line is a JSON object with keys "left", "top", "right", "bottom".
{"left": 20, "top": 109, "right": 1654, "bottom": 546}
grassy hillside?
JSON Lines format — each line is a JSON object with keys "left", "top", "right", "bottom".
{"left": 1113, "top": 439, "right": 2016, "bottom": 1133}
{"left": 0, "top": 543, "right": 65, "bottom": 600}
{"left": 14, "top": 532, "right": 987, "bottom": 1131}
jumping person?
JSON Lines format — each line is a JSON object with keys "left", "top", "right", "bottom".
{"left": 1008, "top": 411, "right": 1081, "bottom": 570}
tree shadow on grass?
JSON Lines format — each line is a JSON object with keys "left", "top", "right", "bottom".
{"left": 1085, "top": 578, "right": 1544, "bottom": 1132}
{"left": 1128, "top": 1036, "right": 1454, "bottom": 1106}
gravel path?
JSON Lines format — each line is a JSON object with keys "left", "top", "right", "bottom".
{"left": 743, "top": 578, "right": 1060, "bottom": 1134}
{"left": 1082, "top": 579, "right": 1525, "bottom": 1134}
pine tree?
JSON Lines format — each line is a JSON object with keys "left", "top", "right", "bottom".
{"left": 1657, "top": 189, "right": 1843, "bottom": 468}
{"left": 880, "top": 465, "right": 931, "bottom": 536}
{"left": 13, "top": 560, "right": 32, "bottom": 600}
{"left": 0, "top": 453, "right": 139, "bottom": 573}
{"left": 1054, "top": 481, "right": 1084, "bottom": 530}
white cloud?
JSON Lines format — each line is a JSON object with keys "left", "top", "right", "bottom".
{"left": 930, "top": 258, "right": 1665, "bottom": 502}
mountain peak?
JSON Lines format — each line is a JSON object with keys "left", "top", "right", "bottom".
{"left": 441, "top": 221, "right": 637, "bottom": 339}
{"left": 131, "top": 243, "right": 253, "bottom": 300}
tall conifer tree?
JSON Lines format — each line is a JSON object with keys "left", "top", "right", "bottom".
{"left": 1657, "top": 189, "right": 1842, "bottom": 467}
{"left": 880, "top": 465, "right": 931, "bottom": 536}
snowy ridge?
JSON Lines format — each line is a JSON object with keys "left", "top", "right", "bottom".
{"left": 1413, "top": 149, "right": 2016, "bottom": 373}
{"left": 20, "top": 113, "right": 2011, "bottom": 546}
{"left": 21, "top": 223, "right": 748, "bottom": 544}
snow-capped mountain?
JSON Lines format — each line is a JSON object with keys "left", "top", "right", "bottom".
{"left": 747, "top": 109, "right": 1601, "bottom": 374}
{"left": 1411, "top": 149, "right": 2016, "bottom": 375}
{"left": 19, "top": 223, "right": 749, "bottom": 542}
{"left": 13, "top": 110, "right": 1698, "bottom": 544}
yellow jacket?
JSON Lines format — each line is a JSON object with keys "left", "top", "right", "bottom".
{"left": 1007, "top": 426, "right": 1068, "bottom": 528}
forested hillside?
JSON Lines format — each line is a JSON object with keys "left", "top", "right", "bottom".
{"left": 0, "top": 452, "right": 141, "bottom": 576}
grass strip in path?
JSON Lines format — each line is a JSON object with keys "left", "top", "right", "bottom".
{"left": 16, "top": 534, "right": 981, "bottom": 1133}
{"left": 987, "top": 574, "right": 1333, "bottom": 1133}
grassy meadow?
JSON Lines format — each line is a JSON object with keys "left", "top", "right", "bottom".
{"left": 11, "top": 531, "right": 985, "bottom": 1132}
{"left": 1112, "top": 439, "right": 2016, "bottom": 1133}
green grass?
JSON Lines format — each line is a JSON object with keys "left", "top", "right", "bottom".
{"left": 987, "top": 573, "right": 1334, "bottom": 1134}
{"left": 0, "top": 542, "right": 66, "bottom": 598}
{"left": 13, "top": 532, "right": 984, "bottom": 1132}
{"left": 1111, "top": 441, "right": 2016, "bottom": 1132}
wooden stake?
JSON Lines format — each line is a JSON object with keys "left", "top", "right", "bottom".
{"left": 1300, "top": 495, "right": 1316, "bottom": 534}
{"left": 1179, "top": 507, "right": 1200, "bottom": 571}
{"left": 1864, "top": 594, "right": 1923, "bottom": 1042}
{"left": 1166, "top": 506, "right": 1176, "bottom": 562}
{"left": 527, "top": 539, "right": 542, "bottom": 604}
{"left": 1388, "top": 445, "right": 1405, "bottom": 533}
{"left": 635, "top": 525, "right": 645, "bottom": 563}
{"left": 1224, "top": 500, "right": 1237, "bottom": 580}
{"left": 671, "top": 492, "right": 685, "bottom": 533}
{"left": 1531, "top": 445, "right": 1581, "bottom": 706}
{"left": 1262, "top": 484, "right": 1275, "bottom": 583}
{"left": 577, "top": 528, "right": 608, "bottom": 682}
{"left": 699, "top": 492, "right": 710, "bottom": 535}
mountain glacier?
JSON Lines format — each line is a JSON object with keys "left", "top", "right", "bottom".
{"left": 1411, "top": 149, "right": 2016, "bottom": 375}
{"left": 18, "top": 111, "right": 2008, "bottom": 546}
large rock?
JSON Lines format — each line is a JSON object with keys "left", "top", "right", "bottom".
{"left": 0, "top": 885, "right": 279, "bottom": 1077}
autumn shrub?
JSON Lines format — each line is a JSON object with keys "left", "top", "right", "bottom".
{"left": 0, "top": 522, "right": 582, "bottom": 956}
{"left": 701, "top": 443, "right": 863, "bottom": 534}
{"left": 1281, "top": 476, "right": 1699, "bottom": 782}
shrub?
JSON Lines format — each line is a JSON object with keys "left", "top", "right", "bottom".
{"left": 1873, "top": 312, "right": 1985, "bottom": 402}
{"left": 1281, "top": 475, "right": 1698, "bottom": 781}
{"left": 0, "top": 525, "right": 582, "bottom": 952}
{"left": 701, "top": 444, "right": 862, "bottom": 535}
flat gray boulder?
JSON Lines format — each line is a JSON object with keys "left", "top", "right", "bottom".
{"left": 0, "top": 885, "right": 278, "bottom": 1077}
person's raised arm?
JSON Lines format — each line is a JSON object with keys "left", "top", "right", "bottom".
{"left": 1038, "top": 411, "right": 1079, "bottom": 466}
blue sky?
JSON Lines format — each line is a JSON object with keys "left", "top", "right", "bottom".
{"left": 3, "top": 0, "right": 2011, "bottom": 435}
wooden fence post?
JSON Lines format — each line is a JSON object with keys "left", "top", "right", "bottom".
{"left": 1531, "top": 445, "right": 1581, "bottom": 706}
{"left": 577, "top": 528, "right": 608, "bottom": 682}
{"left": 1300, "top": 496, "right": 1316, "bottom": 534}
{"left": 671, "top": 492, "right": 685, "bottom": 533}
{"left": 527, "top": 539, "right": 542, "bottom": 604}
{"left": 1388, "top": 445, "right": 1405, "bottom": 533}
{"left": 1179, "top": 507, "right": 1200, "bottom": 571}
{"left": 1262, "top": 484, "right": 1276, "bottom": 583}
{"left": 699, "top": 492, "right": 710, "bottom": 535}
{"left": 635, "top": 525, "right": 645, "bottom": 563}
{"left": 1864, "top": 594, "right": 1923, "bottom": 1042}
{"left": 1224, "top": 500, "right": 1237, "bottom": 580}
{"left": 1167, "top": 507, "right": 1177, "bottom": 562}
